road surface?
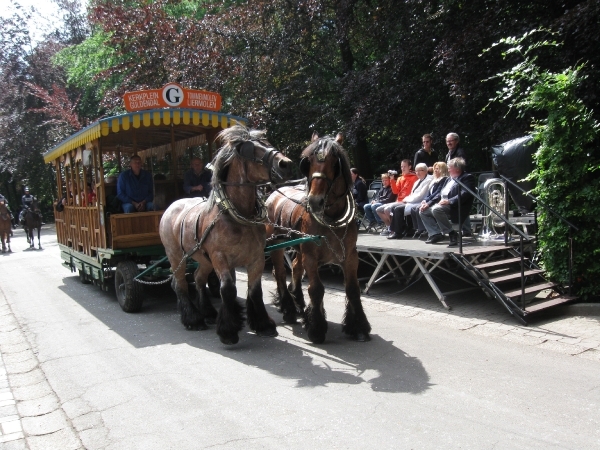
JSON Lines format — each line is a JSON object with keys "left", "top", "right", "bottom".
{"left": 1, "top": 226, "right": 599, "bottom": 449}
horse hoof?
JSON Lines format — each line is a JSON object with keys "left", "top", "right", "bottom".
{"left": 256, "top": 328, "right": 278, "bottom": 338}
{"left": 219, "top": 334, "right": 239, "bottom": 345}
{"left": 282, "top": 312, "right": 298, "bottom": 324}
{"left": 352, "top": 332, "right": 371, "bottom": 342}
{"left": 307, "top": 332, "right": 326, "bottom": 345}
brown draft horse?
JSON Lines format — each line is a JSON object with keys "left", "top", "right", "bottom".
{"left": 0, "top": 201, "right": 11, "bottom": 253}
{"left": 23, "top": 198, "right": 43, "bottom": 249}
{"left": 266, "top": 132, "right": 371, "bottom": 343}
{"left": 160, "top": 125, "right": 293, "bottom": 344}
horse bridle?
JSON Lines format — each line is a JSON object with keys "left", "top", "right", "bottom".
{"left": 299, "top": 139, "right": 355, "bottom": 228}
{"left": 212, "top": 138, "right": 282, "bottom": 226}
{"left": 235, "top": 139, "right": 286, "bottom": 183}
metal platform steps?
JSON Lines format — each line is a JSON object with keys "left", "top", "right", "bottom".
{"left": 449, "top": 243, "right": 576, "bottom": 324}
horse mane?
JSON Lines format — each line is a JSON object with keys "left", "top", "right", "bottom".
{"left": 301, "top": 135, "right": 352, "bottom": 189}
{"left": 207, "top": 124, "right": 267, "bottom": 210}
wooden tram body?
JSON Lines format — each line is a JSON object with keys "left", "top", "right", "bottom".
{"left": 44, "top": 107, "right": 247, "bottom": 311}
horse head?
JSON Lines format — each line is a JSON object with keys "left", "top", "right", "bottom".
{"left": 300, "top": 132, "right": 352, "bottom": 217}
{"left": 0, "top": 201, "right": 9, "bottom": 221}
{"left": 214, "top": 125, "right": 293, "bottom": 185}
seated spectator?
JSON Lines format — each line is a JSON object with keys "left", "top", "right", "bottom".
{"left": 376, "top": 160, "right": 417, "bottom": 236}
{"left": 55, "top": 196, "right": 67, "bottom": 212}
{"left": 117, "top": 155, "right": 155, "bottom": 213}
{"left": 387, "top": 163, "right": 432, "bottom": 239}
{"left": 419, "top": 157, "right": 475, "bottom": 247}
{"left": 183, "top": 157, "right": 212, "bottom": 198}
{"left": 87, "top": 183, "right": 97, "bottom": 205}
{"left": 412, "top": 162, "right": 450, "bottom": 239}
{"left": 363, "top": 173, "right": 394, "bottom": 229}
{"left": 350, "top": 168, "right": 368, "bottom": 212}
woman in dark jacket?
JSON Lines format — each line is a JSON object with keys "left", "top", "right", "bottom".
{"left": 411, "top": 162, "right": 450, "bottom": 239}
{"left": 350, "top": 168, "right": 368, "bottom": 212}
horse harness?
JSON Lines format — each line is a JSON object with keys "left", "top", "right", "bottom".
{"left": 175, "top": 138, "right": 279, "bottom": 270}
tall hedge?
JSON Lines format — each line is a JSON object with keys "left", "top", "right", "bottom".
{"left": 489, "top": 32, "right": 600, "bottom": 299}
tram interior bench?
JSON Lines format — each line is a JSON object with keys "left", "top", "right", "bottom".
{"left": 109, "top": 211, "right": 164, "bottom": 249}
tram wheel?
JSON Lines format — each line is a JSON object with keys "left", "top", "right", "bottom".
{"left": 115, "top": 260, "right": 144, "bottom": 313}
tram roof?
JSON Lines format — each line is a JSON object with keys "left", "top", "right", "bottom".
{"left": 43, "top": 108, "right": 247, "bottom": 163}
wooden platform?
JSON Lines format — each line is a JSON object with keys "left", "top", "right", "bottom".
{"left": 355, "top": 231, "right": 521, "bottom": 310}
{"left": 356, "top": 232, "right": 512, "bottom": 258}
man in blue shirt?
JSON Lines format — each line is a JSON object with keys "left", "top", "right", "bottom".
{"left": 183, "top": 157, "right": 212, "bottom": 198}
{"left": 117, "top": 155, "right": 155, "bottom": 213}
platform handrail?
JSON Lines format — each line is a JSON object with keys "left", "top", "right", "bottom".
{"left": 455, "top": 178, "right": 532, "bottom": 304}
{"left": 498, "top": 175, "right": 578, "bottom": 231}
{"left": 453, "top": 178, "right": 530, "bottom": 245}
{"left": 498, "top": 174, "right": 577, "bottom": 295}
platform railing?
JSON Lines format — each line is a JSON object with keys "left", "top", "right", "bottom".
{"left": 499, "top": 175, "right": 579, "bottom": 296}
{"left": 454, "top": 178, "right": 531, "bottom": 307}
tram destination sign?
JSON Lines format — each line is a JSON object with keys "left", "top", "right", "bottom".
{"left": 123, "top": 83, "right": 222, "bottom": 112}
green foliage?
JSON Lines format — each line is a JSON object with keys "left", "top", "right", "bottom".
{"left": 53, "top": 29, "right": 121, "bottom": 119}
{"left": 53, "top": 30, "right": 117, "bottom": 89}
{"left": 488, "top": 31, "right": 600, "bottom": 298}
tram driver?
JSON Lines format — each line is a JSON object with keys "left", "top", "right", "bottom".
{"left": 183, "top": 157, "right": 212, "bottom": 198}
{"left": 117, "top": 155, "right": 155, "bottom": 213}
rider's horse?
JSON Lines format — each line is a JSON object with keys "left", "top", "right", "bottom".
{"left": 266, "top": 132, "right": 371, "bottom": 343}
{"left": 160, "top": 125, "right": 293, "bottom": 344}
{"left": 23, "top": 198, "right": 43, "bottom": 249}
{"left": 0, "top": 201, "right": 11, "bottom": 253}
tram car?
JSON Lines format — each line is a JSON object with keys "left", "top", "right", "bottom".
{"left": 43, "top": 84, "right": 246, "bottom": 312}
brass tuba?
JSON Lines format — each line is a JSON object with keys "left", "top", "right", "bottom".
{"left": 480, "top": 178, "right": 507, "bottom": 240}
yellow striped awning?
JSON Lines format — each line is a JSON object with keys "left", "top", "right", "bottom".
{"left": 43, "top": 108, "right": 247, "bottom": 163}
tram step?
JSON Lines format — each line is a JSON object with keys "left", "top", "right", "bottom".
{"left": 488, "top": 269, "right": 544, "bottom": 284}
{"left": 473, "top": 257, "right": 523, "bottom": 270}
{"left": 504, "top": 282, "right": 557, "bottom": 299}
{"left": 525, "top": 296, "right": 577, "bottom": 313}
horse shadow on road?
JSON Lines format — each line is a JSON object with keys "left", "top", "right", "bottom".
{"left": 59, "top": 275, "right": 432, "bottom": 395}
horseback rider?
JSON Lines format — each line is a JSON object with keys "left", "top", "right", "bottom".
{"left": 0, "top": 192, "right": 16, "bottom": 229}
{"left": 19, "top": 187, "right": 36, "bottom": 226}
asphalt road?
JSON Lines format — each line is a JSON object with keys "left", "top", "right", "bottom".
{"left": 1, "top": 226, "right": 599, "bottom": 449}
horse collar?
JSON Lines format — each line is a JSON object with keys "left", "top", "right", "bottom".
{"left": 308, "top": 191, "right": 356, "bottom": 229}
{"left": 213, "top": 183, "right": 268, "bottom": 226}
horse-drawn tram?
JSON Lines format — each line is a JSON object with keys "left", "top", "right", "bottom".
{"left": 43, "top": 84, "right": 248, "bottom": 312}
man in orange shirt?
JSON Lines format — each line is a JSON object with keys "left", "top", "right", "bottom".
{"left": 376, "top": 159, "right": 417, "bottom": 235}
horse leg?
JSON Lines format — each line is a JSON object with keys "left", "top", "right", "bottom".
{"left": 270, "top": 248, "right": 298, "bottom": 324}
{"left": 246, "top": 257, "right": 277, "bottom": 337}
{"left": 193, "top": 262, "right": 219, "bottom": 324}
{"left": 341, "top": 249, "right": 371, "bottom": 341}
{"left": 289, "top": 253, "right": 306, "bottom": 313}
{"left": 214, "top": 261, "right": 244, "bottom": 345}
{"left": 24, "top": 226, "right": 30, "bottom": 244}
{"left": 37, "top": 226, "right": 42, "bottom": 249}
{"left": 167, "top": 249, "right": 207, "bottom": 330}
{"left": 302, "top": 254, "right": 328, "bottom": 344}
